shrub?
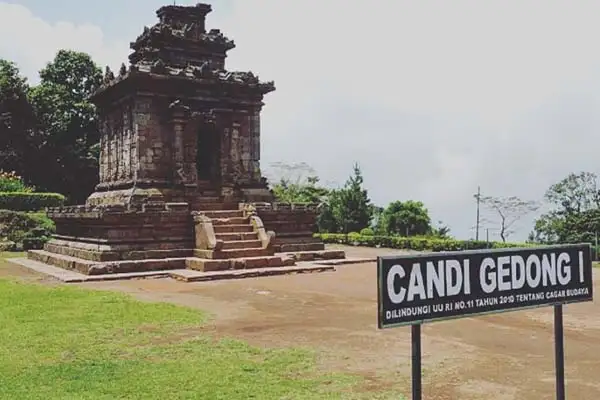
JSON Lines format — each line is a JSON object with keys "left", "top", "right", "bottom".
{"left": 360, "top": 227, "right": 375, "bottom": 236}
{"left": 0, "top": 210, "right": 55, "bottom": 248}
{"left": 0, "top": 192, "right": 65, "bottom": 211}
{"left": 0, "top": 171, "right": 33, "bottom": 192}
{"left": 315, "top": 233, "right": 533, "bottom": 252}
{"left": 0, "top": 241, "right": 16, "bottom": 251}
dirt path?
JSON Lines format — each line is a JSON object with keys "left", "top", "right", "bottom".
{"left": 3, "top": 247, "right": 600, "bottom": 399}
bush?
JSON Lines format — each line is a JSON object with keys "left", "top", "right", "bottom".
{"left": 0, "top": 192, "right": 65, "bottom": 211}
{"left": 347, "top": 231, "right": 361, "bottom": 238}
{"left": 0, "top": 210, "right": 55, "bottom": 248}
{"left": 360, "top": 227, "right": 375, "bottom": 236}
{"left": 315, "top": 233, "right": 532, "bottom": 252}
{"left": 0, "top": 240, "right": 16, "bottom": 251}
{"left": 0, "top": 171, "right": 33, "bottom": 192}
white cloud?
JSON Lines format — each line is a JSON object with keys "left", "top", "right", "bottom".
{"left": 3, "top": 0, "right": 600, "bottom": 240}
{"left": 0, "top": 2, "right": 128, "bottom": 82}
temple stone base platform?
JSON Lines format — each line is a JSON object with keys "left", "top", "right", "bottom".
{"left": 27, "top": 201, "right": 346, "bottom": 279}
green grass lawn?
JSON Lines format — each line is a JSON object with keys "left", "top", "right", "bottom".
{"left": 0, "top": 264, "right": 401, "bottom": 400}
{"left": 0, "top": 251, "right": 25, "bottom": 258}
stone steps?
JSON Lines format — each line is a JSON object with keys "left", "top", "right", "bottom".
{"left": 211, "top": 216, "right": 248, "bottom": 225}
{"left": 278, "top": 242, "right": 326, "bottom": 252}
{"left": 213, "top": 224, "right": 254, "bottom": 233}
{"left": 186, "top": 255, "right": 295, "bottom": 272}
{"left": 222, "top": 239, "right": 262, "bottom": 250}
{"left": 28, "top": 250, "right": 187, "bottom": 275}
{"left": 195, "top": 210, "right": 271, "bottom": 260}
{"left": 194, "top": 247, "right": 270, "bottom": 259}
{"left": 186, "top": 206, "right": 346, "bottom": 272}
{"left": 191, "top": 203, "right": 228, "bottom": 211}
{"left": 198, "top": 209, "right": 244, "bottom": 219}
{"left": 215, "top": 232, "right": 258, "bottom": 241}
{"left": 281, "top": 249, "right": 346, "bottom": 262}
{"left": 194, "top": 196, "right": 221, "bottom": 203}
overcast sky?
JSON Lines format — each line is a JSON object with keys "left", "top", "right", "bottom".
{"left": 2, "top": 0, "right": 600, "bottom": 241}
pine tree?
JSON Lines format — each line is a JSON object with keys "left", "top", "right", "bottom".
{"left": 334, "top": 163, "right": 373, "bottom": 233}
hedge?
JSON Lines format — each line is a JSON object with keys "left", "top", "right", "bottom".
{"left": 315, "top": 233, "right": 533, "bottom": 252}
{"left": 0, "top": 192, "right": 65, "bottom": 211}
{"left": 0, "top": 210, "right": 55, "bottom": 249}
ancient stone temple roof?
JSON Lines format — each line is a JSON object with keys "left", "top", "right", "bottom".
{"left": 128, "top": 25, "right": 235, "bottom": 65}
{"left": 91, "top": 3, "right": 275, "bottom": 101}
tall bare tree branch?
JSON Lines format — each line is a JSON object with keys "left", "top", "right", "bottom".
{"left": 480, "top": 195, "right": 540, "bottom": 242}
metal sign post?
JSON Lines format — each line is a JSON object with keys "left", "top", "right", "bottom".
{"left": 377, "top": 244, "right": 593, "bottom": 400}
{"left": 554, "top": 305, "right": 565, "bottom": 400}
{"left": 411, "top": 324, "right": 422, "bottom": 400}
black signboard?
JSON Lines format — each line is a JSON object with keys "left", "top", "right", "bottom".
{"left": 378, "top": 244, "right": 593, "bottom": 329}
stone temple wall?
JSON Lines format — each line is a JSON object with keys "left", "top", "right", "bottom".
{"left": 135, "top": 96, "right": 172, "bottom": 184}
{"left": 98, "top": 101, "right": 135, "bottom": 185}
{"left": 96, "top": 95, "right": 179, "bottom": 192}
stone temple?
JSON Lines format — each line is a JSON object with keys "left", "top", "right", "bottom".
{"left": 28, "top": 3, "right": 345, "bottom": 275}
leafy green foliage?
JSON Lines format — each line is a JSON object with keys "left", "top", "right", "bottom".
{"left": 0, "top": 51, "right": 102, "bottom": 204}
{"left": 269, "top": 162, "right": 374, "bottom": 234}
{"left": 0, "top": 192, "right": 65, "bottom": 211}
{"left": 431, "top": 221, "right": 451, "bottom": 238}
{"left": 0, "top": 60, "right": 36, "bottom": 176}
{"left": 360, "top": 227, "right": 374, "bottom": 236}
{"left": 0, "top": 170, "right": 33, "bottom": 192}
{"left": 270, "top": 162, "right": 445, "bottom": 239}
{"left": 317, "top": 233, "right": 531, "bottom": 252}
{"left": 27, "top": 50, "right": 102, "bottom": 203}
{"left": 331, "top": 163, "right": 373, "bottom": 233}
{"left": 378, "top": 200, "right": 432, "bottom": 236}
{"left": 0, "top": 210, "right": 55, "bottom": 246}
{"left": 531, "top": 172, "right": 600, "bottom": 244}
{"left": 315, "top": 189, "right": 341, "bottom": 233}
{"left": 545, "top": 171, "right": 600, "bottom": 213}
{"left": 271, "top": 175, "right": 329, "bottom": 204}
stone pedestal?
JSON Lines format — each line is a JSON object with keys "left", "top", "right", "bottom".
{"left": 45, "top": 202, "right": 193, "bottom": 261}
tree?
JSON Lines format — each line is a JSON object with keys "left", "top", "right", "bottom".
{"left": 27, "top": 50, "right": 102, "bottom": 202}
{"left": 267, "top": 161, "right": 340, "bottom": 232}
{"left": 270, "top": 162, "right": 374, "bottom": 233}
{"left": 531, "top": 172, "right": 600, "bottom": 244}
{"left": 0, "top": 60, "right": 35, "bottom": 177}
{"left": 268, "top": 161, "right": 331, "bottom": 204}
{"left": 316, "top": 189, "right": 341, "bottom": 233}
{"left": 481, "top": 195, "right": 539, "bottom": 242}
{"left": 334, "top": 163, "right": 373, "bottom": 233}
{"left": 271, "top": 175, "right": 330, "bottom": 204}
{"left": 371, "top": 205, "right": 385, "bottom": 234}
{"left": 544, "top": 172, "right": 600, "bottom": 214}
{"left": 431, "top": 221, "right": 451, "bottom": 238}
{"left": 379, "top": 200, "right": 432, "bottom": 236}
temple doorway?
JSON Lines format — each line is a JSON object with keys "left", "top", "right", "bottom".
{"left": 196, "top": 123, "right": 220, "bottom": 184}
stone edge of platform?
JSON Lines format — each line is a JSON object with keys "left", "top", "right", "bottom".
{"left": 6, "top": 258, "right": 336, "bottom": 283}
{"left": 310, "top": 257, "right": 376, "bottom": 266}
